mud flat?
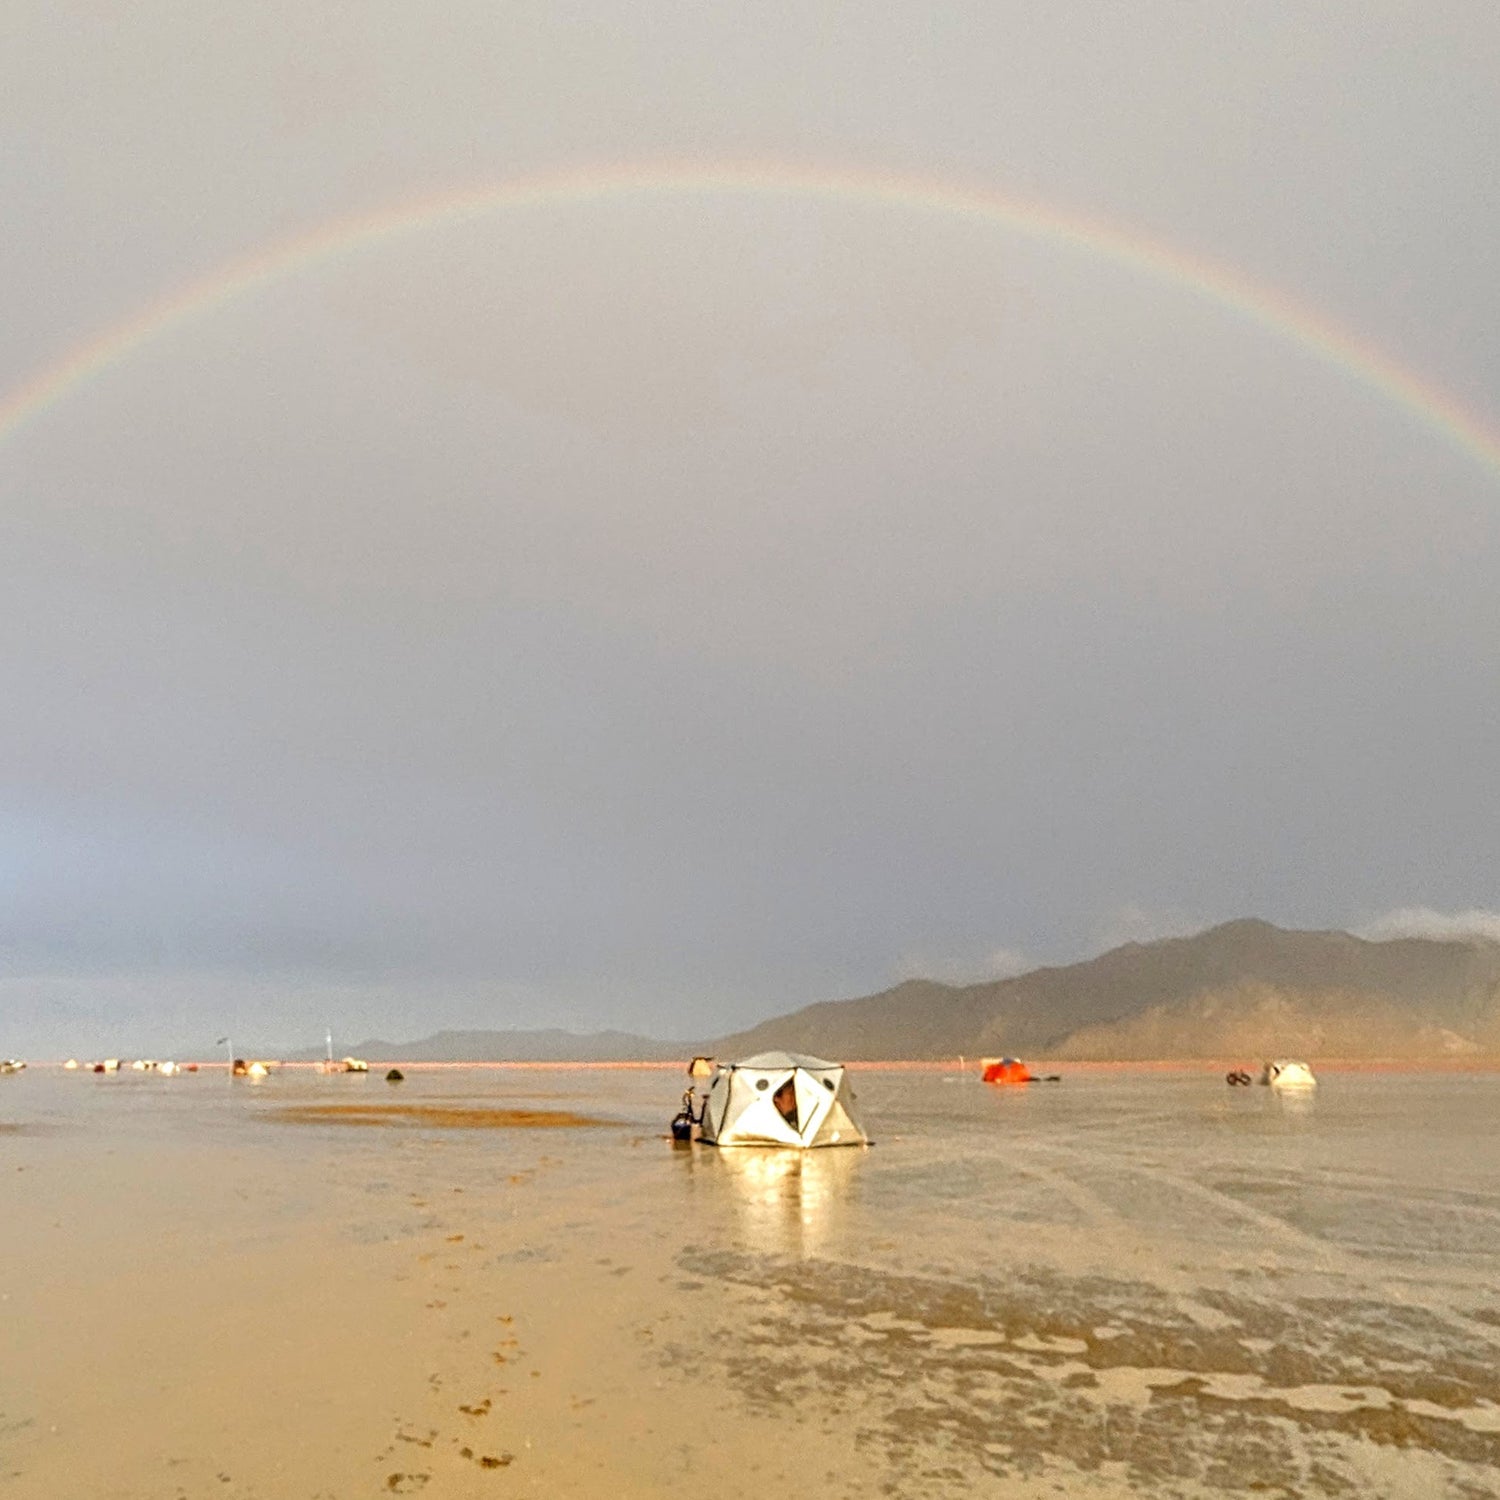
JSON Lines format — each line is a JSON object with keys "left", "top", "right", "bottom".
{"left": 271, "top": 1103, "right": 617, "bottom": 1130}
{"left": 1, "top": 1066, "right": 1498, "bottom": 1496}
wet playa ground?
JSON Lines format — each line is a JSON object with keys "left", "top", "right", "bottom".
{"left": 1, "top": 1066, "right": 1497, "bottom": 1496}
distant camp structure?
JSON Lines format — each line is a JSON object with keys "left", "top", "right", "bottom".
{"left": 315, "top": 1029, "right": 369, "bottom": 1074}
{"left": 697, "top": 1052, "right": 868, "bottom": 1148}
{"left": 980, "top": 1057, "right": 1060, "bottom": 1084}
{"left": 1259, "top": 1059, "right": 1317, "bottom": 1089}
{"left": 981, "top": 1057, "right": 1033, "bottom": 1085}
{"left": 231, "top": 1059, "right": 277, "bottom": 1079}
{"left": 317, "top": 1056, "right": 370, "bottom": 1074}
{"left": 78, "top": 1057, "right": 187, "bottom": 1075}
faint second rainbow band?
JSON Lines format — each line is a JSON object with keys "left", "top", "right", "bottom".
{"left": 1, "top": 160, "right": 1497, "bottom": 482}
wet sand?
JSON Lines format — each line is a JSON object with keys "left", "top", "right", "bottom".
{"left": 270, "top": 1104, "right": 617, "bottom": 1130}
{"left": 2, "top": 1066, "right": 1498, "bottom": 1497}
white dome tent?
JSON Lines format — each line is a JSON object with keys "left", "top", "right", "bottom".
{"left": 1259, "top": 1059, "right": 1317, "bottom": 1089}
{"left": 698, "top": 1051, "right": 869, "bottom": 1148}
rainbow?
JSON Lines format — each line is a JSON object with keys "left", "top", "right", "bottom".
{"left": 3, "top": 159, "right": 1498, "bottom": 481}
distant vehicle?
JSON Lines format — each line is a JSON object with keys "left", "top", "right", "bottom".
{"left": 0, "top": 1059, "right": 26, "bottom": 1074}
{"left": 1259, "top": 1059, "right": 1317, "bottom": 1089}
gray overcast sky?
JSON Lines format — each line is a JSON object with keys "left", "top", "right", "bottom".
{"left": 3, "top": 2, "right": 1500, "bottom": 1055}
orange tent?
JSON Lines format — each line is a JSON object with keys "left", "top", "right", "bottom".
{"left": 981, "top": 1057, "right": 1033, "bottom": 1085}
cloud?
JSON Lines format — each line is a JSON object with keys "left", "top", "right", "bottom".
{"left": 1093, "top": 905, "right": 1204, "bottom": 952}
{"left": 893, "top": 944, "right": 1033, "bottom": 986}
{"left": 1356, "top": 907, "right": 1500, "bottom": 944}
{"left": 978, "top": 947, "right": 1034, "bottom": 981}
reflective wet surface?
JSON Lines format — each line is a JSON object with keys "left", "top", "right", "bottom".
{"left": 2, "top": 1065, "right": 1497, "bottom": 1496}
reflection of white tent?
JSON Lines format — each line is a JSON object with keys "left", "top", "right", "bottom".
{"left": 699, "top": 1051, "right": 868, "bottom": 1148}
{"left": 711, "top": 1146, "right": 863, "bottom": 1255}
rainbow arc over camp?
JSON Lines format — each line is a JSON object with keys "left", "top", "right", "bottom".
{"left": 2, "top": 159, "right": 1498, "bottom": 481}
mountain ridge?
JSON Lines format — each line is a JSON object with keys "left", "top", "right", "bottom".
{"left": 710, "top": 918, "right": 1500, "bottom": 1060}
{"left": 284, "top": 1026, "right": 684, "bottom": 1064}
{"left": 281, "top": 919, "right": 1500, "bottom": 1062}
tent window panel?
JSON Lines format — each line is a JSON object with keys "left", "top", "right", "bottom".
{"left": 772, "top": 1077, "right": 799, "bottom": 1129}
{"left": 794, "top": 1073, "right": 832, "bottom": 1136}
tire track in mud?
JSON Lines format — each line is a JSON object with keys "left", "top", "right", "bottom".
{"left": 989, "top": 1150, "right": 1143, "bottom": 1241}
{"left": 1025, "top": 1140, "right": 1360, "bottom": 1271}
{"left": 1019, "top": 1142, "right": 1500, "bottom": 1349}
{"left": 1304, "top": 1164, "right": 1500, "bottom": 1220}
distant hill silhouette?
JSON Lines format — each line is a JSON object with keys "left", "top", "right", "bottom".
{"left": 288, "top": 1027, "right": 681, "bottom": 1064}
{"left": 708, "top": 919, "right": 1500, "bottom": 1061}
{"left": 291, "top": 920, "right": 1500, "bottom": 1063}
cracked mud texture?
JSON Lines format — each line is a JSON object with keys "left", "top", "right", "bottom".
{"left": 673, "top": 1248, "right": 1500, "bottom": 1495}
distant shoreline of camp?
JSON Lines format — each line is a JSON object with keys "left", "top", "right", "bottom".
{"left": 22, "top": 1056, "right": 1496, "bottom": 1074}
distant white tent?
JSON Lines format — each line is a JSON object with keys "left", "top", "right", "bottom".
{"left": 1260, "top": 1059, "right": 1317, "bottom": 1089}
{"left": 699, "top": 1051, "right": 869, "bottom": 1148}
